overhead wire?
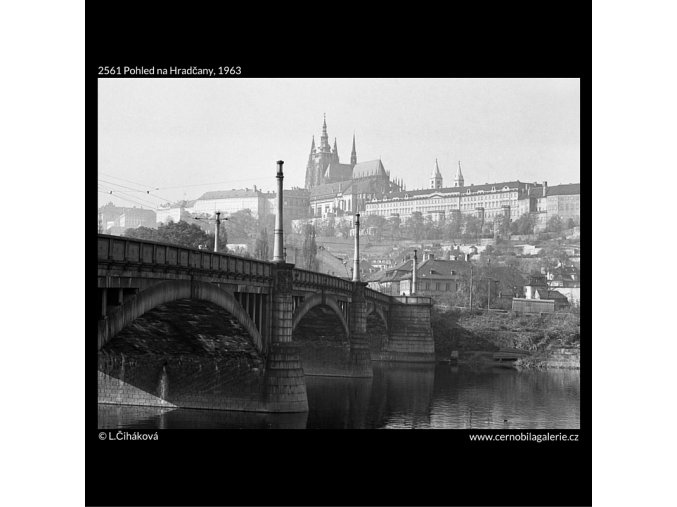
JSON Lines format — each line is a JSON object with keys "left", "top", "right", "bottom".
{"left": 98, "top": 178, "right": 173, "bottom": 203}
{"left": 98, "top": 190, "right": 150, "bottom": 209}
{"left": 99, "top": 170, "right": 273, "bottom": 193}
{"left": 98, "top": 181, "right": 175, "bottom": 207}
{"left": 155, "top": 175, "right": 271, "bottom": 190}
{"left": 98, "top": 172, "right": 157, "bottom": 189}
{"left": 98, "top": 184, "right": 159, "bottom": 207}
{"left": 98, "top": 190, "right": 153, "bottom": 209}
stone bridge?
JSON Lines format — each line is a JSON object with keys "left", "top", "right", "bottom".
{"left": 97, "top": 234, "right": 434, "bottom": 413}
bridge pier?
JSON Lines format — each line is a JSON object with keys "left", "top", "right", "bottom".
{"left": 376, "top": 297, "right": 436, "bottom": 362}
{"left": 263, "top": 263, "right": 309, "bottom": 412}
{"left": 348, "top": 282, "right": 374, "bottom": 377}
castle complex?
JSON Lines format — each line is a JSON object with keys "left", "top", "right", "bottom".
{"left": 303, "top": 115, "right": 579, "bottom": 228}
{"left": 305, "top": 115, "right": 402, "bottom": 217}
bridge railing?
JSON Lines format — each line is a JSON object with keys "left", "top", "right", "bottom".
{"left": 97, "top": 234, "right": 273, "bottom": 280}
{"left": 391, "top": 295, "right": 433, "bottom": 305}
{"left": 292, "top": 267, "right": 353, "bottom": 294}
{"left": 364, "top": 287, "right": 392, "bottom": 305}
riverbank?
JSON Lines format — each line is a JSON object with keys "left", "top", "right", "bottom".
{"left": 431, "top": 309, "right": 580, "bottom": 369}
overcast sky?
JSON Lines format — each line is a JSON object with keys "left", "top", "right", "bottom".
{"left": 98, "top": 78, "right": 580, "bottom": 209}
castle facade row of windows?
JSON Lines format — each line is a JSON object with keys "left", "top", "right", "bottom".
{"left": 365, "top": 187, "right": 524, "bottom": 221}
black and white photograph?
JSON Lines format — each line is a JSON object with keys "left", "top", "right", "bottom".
{"left": 18, "top": 2, "right": 677, "bottom": 506}
{"left": 96, "top": 78, "right": 581, "bottom": 430}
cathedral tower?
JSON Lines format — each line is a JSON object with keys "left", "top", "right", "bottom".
{"left": 453, "top": 160, "right": 465, "bottom": 187}
{"left": 304, "top": 136, "right": 317, "bottom": 189}
{"left": 430, "top": 159, "right": 443, "bottom": 189}
{"left": 305, "top": 114, "right": 336, "bottom": 188}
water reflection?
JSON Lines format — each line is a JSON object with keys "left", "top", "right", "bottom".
{"left": 98, "top": 403, "right": 309, "bottom": 429}
{"left": 98, "top": 364, "right": 579, "bottom": 429}
{"left": 428, "top": 366, "right": 580, "bottom": 429}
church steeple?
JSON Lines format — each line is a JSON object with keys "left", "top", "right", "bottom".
{"left": 454, "top": 160, "right": 464, "bottom": 187}
{"left": 305, "top": 135, "right": 317, "bottom": 189}
{"left": 319, "top": 113, "right": 330, "bottom": 152}
{"left": 350, "top": 133, "right": 357, "bottom": 165}
{"left": 430, "top": 158, "right": 443, "bottom": 189}
{"left": 332, "top": 138, "right": 339, "bottom": 163}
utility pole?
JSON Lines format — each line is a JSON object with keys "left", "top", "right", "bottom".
{"left": 469, "top": 264, "right": 473, "bottom": 310}
{"left": 352, "top": 212, "right": 360, "bottom": 282}
{"left": 214, "top": 211, "right": 221, "bottom": 253}
{"left": 487, "top": 278, "right": 491, "bottom": 310}
{"left": 193, "top": 213, "right": 228, "bottom": 252}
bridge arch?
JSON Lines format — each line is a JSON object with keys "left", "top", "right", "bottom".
{"left": 292, "top": 293, "right": 350, "bottom": 340}
{"left": 367, "top": 304, "right": 389, "bottom": 333}
{"left": 99, "top": 280, "right": 263, "bottom": 352}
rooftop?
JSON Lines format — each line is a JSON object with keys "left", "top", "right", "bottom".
{"left": 352, "top": 159, "right": 387, "bottom": 179}
{"left": 547, "top": 183, "right": 581, "bottom": 196}
{"left": 197, "top": 189, "right": 261, "bottom": 200}
{"left": 375, "top": 180, "right": 531, "bottom": 202}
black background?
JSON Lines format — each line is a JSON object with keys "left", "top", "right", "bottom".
{"left": 86, "top": 3, "right": 590, "bottom": 506}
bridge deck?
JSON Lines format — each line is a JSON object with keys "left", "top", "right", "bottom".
{"left": 98, "top": 234, "right": 433, "bottom": 307}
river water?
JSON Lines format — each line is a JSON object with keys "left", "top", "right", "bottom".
{"left": 98, "top": 362, "right": 579, "bottom": 429}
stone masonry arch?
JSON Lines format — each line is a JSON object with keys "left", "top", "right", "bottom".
{"left": 367, "top": 304, "right": 389, "bottom": 333}
{"left": 98, "top": 280, "right": 263, "bottom": 352}
{"left": 291, "top": 293, "right": 350, "bottom": 340}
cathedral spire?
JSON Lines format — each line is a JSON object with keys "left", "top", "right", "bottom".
{"left": 431, "top": 158, "right": 442, "bottom": 178}
{"left": 333, "top": 137, "right": 338, "bottom": 153}
{"left": 350, "top": 132, "right": 357, "bottom": 165}
{"left": 431, "top": 158, "right": 443, "bottom": 189}
{"left": 454, "top": 160, "right": 465, "bottom": 187}
{"left": 319, "top": 113, "right": 330, "bottom": 152}
{"left": 310, "top": 135, "right": 316, "bottom": 153}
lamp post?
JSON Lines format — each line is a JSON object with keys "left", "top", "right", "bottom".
{"left": 214, "top": 211, "right": 221, "bottom": 252}
{"left": 352, "top": 212, "right": 360, "bottom": 282}
{"left": 412, "top": 249, "right": 418, "bottom": 295}
{"left": 273, "top": 160, "right": 285, "bottom": 263}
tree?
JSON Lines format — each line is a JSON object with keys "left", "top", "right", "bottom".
{"left": 254, "top": 228, "right": 270, "bottom": 260}
{"left": 336, "top": 219, "right": 352, "bottom": 239}
{"left": 407, "top": 212, "right": 425, "bottom": 241}
{"left": 546, "top": 215, "right": 564, "bottom": 234}
{"left": 444, "top": 211, "right": 463, "bottom": 241}
{"left": 325, "top": 216, "right": 335, "bottom": 238}
{"left": 125, "top": 220, "right": 211, "bottom": 249}
{"left": 363, "top": 214, "right": 386, "bottom": 240}
{"left": 494, "top": 214, "right": 511, "bottom": 239}
{"left": 227, "top": 209, "right": 258, "bottom": 242}
{"left": 301, "top": 224, "right": 318, "bottom": 271}
{"left": 423, "top": 215, "right": 438, "bottom": 240}
{"left": 125, "top": 226, "right": 159, "bottom": 242}
{"left": 463, "top": 215, "right": 482, "bottom": 240}
{"left": 510, "top": 213, "right": 536, "bottom": 235}
{"left": 389, "top": 215, "right": 401, "bottom": 240}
